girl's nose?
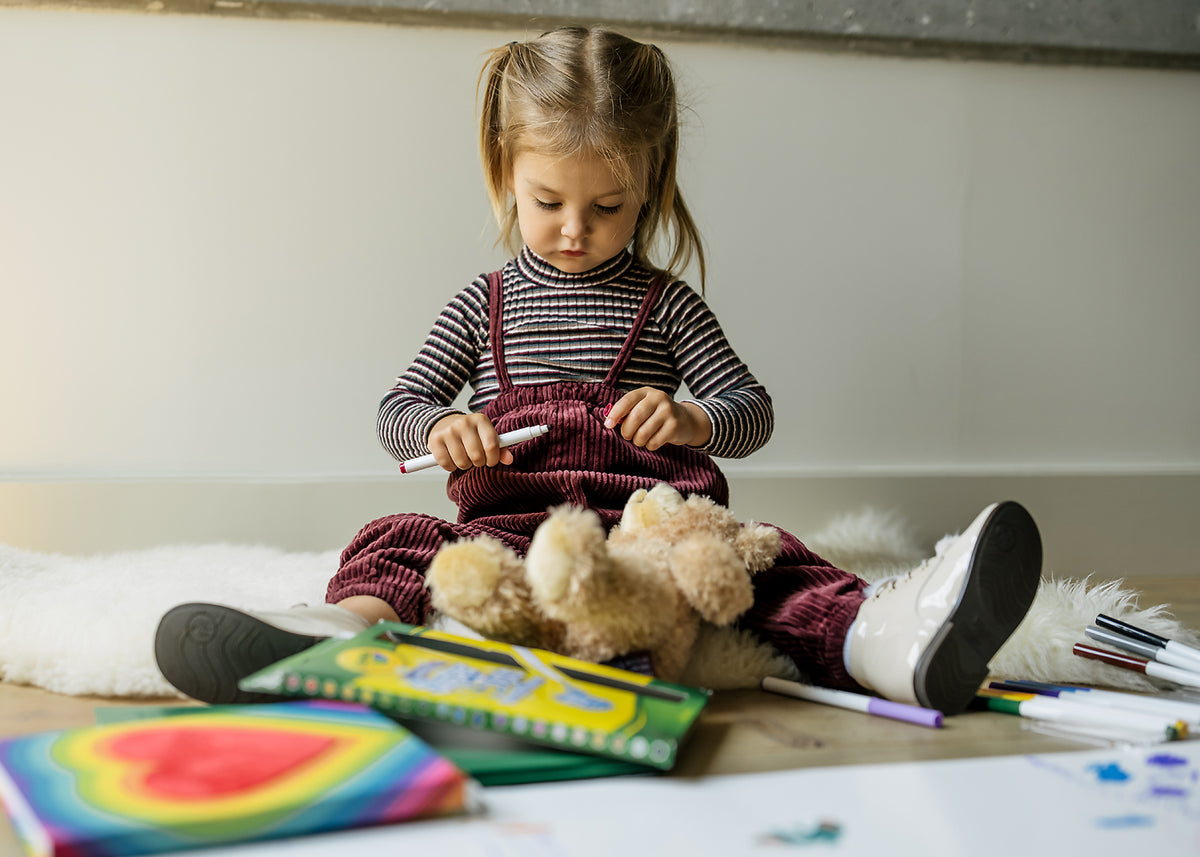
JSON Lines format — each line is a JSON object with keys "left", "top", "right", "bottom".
{"left": 561, "top": 209, "right": 589, "bottom": 239}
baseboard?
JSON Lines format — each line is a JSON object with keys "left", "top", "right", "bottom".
{"left": 2, "top": 473, "right": 1196, "bottom": 581}
{"left": 725, "top": 472, "right": 1199, "bottom": 582}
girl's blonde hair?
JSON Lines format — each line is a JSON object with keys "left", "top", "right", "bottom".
{"left": 479, "top": 26, "right": 706, "bottom": 289}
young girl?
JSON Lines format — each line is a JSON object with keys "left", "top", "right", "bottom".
{"left": 155, "top": 26, "right": 1041, "bottom": 716}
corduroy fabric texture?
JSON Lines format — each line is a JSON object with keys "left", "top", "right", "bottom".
{"left": 328, "top": 271, "right": 867, "bottom": 687}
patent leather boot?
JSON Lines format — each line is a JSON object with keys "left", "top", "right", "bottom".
{"left": 845, "top": 501, "right": 1042, "bottom": 715}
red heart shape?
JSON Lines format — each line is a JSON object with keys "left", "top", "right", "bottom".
{"left": 105, "top": 726, "right": 338, "bottom": 800}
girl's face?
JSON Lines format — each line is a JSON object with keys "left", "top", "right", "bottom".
{"left": 508, "top": 149, "right": 643, "bottom": 274}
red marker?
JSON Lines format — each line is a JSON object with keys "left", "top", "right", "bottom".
{"left": 1073, "top": 643, "right": 1200, "bottom": 690}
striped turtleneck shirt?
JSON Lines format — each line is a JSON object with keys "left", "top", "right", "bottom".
{"left": 378, "top": 247, "right": 774, "bottom": 462}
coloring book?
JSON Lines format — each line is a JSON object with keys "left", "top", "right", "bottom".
{"left": 95, "top": 705, "right": 647, "bottom": 787}
{"left": 239, "top": 622, "right": 710, "bottom": 771}
{"left": 0, "top": 700, "right": 472, "bottom": 857}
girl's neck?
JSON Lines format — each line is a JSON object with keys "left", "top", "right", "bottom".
{"left": 517, "top": 246, "right": 634, "bottom": 288}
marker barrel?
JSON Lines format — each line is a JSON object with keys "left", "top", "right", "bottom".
{"left": 1087, "top": 626, "right": 1200, "bottom": 675}
{"left": 1095, "top": 613, "right": 1200, "bottom": 672}
{"left": 398, "top": 424, "right": 550, "bottom": 474}
{"left": 762, "top": 677, "right": 944, "bottom": 728}
{"left": 978, "top": 692, "right": 1185, "bottom": 740}
{"left": 1146, "top": 659, "right": 1200, "bottom": 689}
{"left": 993, "top": 681, "right": 1200, "bottom": 726}
{"left": 1073, "top": 643, "right": 1200, "bottom": 691}
{"left": 1163, "top": 640, "right": 1200, "bottom": 673}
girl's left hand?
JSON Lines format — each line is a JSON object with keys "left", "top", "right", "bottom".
{"left": 604, "top": 387, "right": 712, "bottom": 451}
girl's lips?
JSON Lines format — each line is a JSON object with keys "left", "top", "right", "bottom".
{"left": 561, "top": 249, "right": 586, "bottom": 257}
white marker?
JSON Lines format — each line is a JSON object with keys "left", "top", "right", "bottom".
{"left": 398, "top": 424, "right": 550, "bottom": 474}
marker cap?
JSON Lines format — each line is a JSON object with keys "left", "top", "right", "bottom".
{"left": 867, "top": 698, "right": 944, "bottom": 728}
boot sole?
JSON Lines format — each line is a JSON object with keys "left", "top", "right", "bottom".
{"left": 912, "top": 501, "right": 1042, "bottom": 715}
{"left": 154, "top": 603, "right": 320, "bottom": 704}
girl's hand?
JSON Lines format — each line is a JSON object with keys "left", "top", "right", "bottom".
{"left": 426, "top": 413, "right": 515, "bottom": 472}
{"left": 604, "top": 387, "right": 712, "bottom": 451}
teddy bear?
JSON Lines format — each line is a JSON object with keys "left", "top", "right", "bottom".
{"left": 425, "top": 482, "right": 782, "bottom": 682}
{"left": 429, "top": 487, "right": 1200, "bottom": 694}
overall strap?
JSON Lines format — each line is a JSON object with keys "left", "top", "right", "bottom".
{"left": 603, "top": 272, "right": 668, "bottom": 387}
{"left": 485, "top": 270, "right": 512, "bottom": 391}
{"left": 486, "top": 268, "right": 669, "bottom": 391}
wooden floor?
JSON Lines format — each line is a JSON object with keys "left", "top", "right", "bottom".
{"left": 0, "top": 576, "right": 1197, "bottom": 854}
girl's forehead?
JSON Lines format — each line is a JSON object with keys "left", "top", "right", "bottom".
{"left": 509, "top": 146, "right": 646, "bottom": 194}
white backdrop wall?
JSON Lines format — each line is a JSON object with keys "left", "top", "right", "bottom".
{"left": 1, "top": 9, "right": 1198, "bottom": 574}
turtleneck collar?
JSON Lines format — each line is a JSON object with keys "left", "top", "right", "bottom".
{"left": 515, "top": 246, "right": 635, "bottom": 288}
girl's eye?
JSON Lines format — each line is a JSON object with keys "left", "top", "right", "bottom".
{"left": 531, "top": 199, "right": 621, "bottom": 215}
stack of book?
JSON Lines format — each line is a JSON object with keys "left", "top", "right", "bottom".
{"left": 0, "top": 623, "right": 710, "bottom": 856}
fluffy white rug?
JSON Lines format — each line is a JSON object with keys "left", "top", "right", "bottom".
{"left": 1, "top": 509, "right": 1195, "bottom": 698}
{"left": 792, "top": 509, "right": 1199, "bottom": 694}
{"left": 0, "top": 543, "right": 336, "bottom": 698}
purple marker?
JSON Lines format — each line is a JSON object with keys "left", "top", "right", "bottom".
{"left": 761, "top": 677, "right": 944, "bottom": 728}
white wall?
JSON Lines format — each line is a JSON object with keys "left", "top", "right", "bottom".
{"left": 1, "top": 9, "right": 1198, "bottom": 574}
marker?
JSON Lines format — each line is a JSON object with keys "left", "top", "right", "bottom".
{"left": 398, "top": 424, "right": 550, "bottom": 474}
{"left": 1073, "top": 643, "right": 1200, "bottom": 690}
{"left": 975, "top": 688, "right": 1187, "bottom": 740}
{"left": 761, "top": 677, "right": 944, "bottom": 729}
{"left": 1095, "top": 613, "right": 1200, "bottom": 672}
{"left": 989, "top": 680, "right": 1200, "bottom": 726}
{"left": 1085, "top": 625, "right": 1200, "bottom": 676}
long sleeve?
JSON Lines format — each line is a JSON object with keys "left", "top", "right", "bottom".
{"left": 654, "top": 280, "right": 774, "bottom": 459}
{"left": 376, "top": 279, "right": 489, "bottom": 462}
{"left": 375, "top": 252, "right": 774, "bottom": 465}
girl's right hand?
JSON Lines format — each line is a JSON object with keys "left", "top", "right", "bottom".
{"left": 426, "top": 413, "right": 515, "bottom": 472}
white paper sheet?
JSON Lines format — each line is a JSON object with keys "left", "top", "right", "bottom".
{"left": 195, "top": 743, "right": 1200, "bottom": 856}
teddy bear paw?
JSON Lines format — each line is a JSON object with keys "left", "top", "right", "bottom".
{"left": 427, "top": 537, "right": 507, "bottom": 609}
{"left": 526, "top": 505, "right": 608, "bottom": 609}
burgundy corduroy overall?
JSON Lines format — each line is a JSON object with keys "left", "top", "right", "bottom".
{"left": 328, "top": 272, "right": 867, "bottom": 689}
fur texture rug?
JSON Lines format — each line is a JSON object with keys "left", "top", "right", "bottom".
{"left": 683, "top": 510, "right": 1200, "bottom": 692}
{"left": 1, "top": 509, "right": 1195, "bottom": 699}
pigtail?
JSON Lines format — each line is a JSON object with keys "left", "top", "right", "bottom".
{"left": 628, "top": 40, "right": 707, "bottom": 293}
{"left": 477, "top": 44, "right": 516, "bottom": 244}
{"left": 662, "top": 190, "right": 706, "bottom": 295}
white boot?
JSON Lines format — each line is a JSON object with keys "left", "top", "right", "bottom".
{"left": 154, "top": 602, "right": 370, "bottom": 704}
{"left": 844, "top": 501, "right": 1042, "bottom": 715}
